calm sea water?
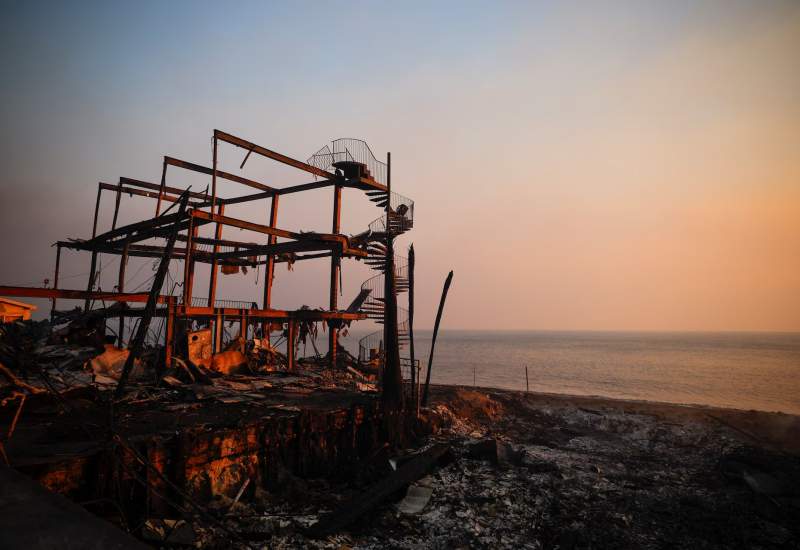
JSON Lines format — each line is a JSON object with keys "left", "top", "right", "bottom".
{"left": 339, "top": 330, "right": 800, "bottom": 415}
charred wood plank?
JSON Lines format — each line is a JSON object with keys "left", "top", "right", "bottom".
{"left": 306, "top": 443, "right": 452, "bottom": 538}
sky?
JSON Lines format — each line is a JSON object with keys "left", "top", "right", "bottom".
{"left": 0, "top": 0, "right": 798, "bottom": 331}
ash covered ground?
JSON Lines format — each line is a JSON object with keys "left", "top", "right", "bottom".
{"left": 188, "top": 386, "right": 800, "bottom": 550}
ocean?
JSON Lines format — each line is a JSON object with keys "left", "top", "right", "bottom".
{"left": 338, "top": 330, "right": 800, "bottom": 415}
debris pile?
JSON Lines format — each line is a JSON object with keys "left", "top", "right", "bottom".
{"left": 0, "top": 315, "right": 377, "bottom": 404}
{"left": 154, "top": 388, "right": 799, "bottom": 549}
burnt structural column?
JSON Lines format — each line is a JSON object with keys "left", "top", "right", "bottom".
{"left": 381, "top": 152, "right": 404, "bottom": 413}
{"left": 262, "top": 195, "right": 279, "bottom": 338}
{"left": 50, "top": 244, "right": 61, "bottom": 321}
{"left": 329, "top": 184, "right": 342, "bottom": 368}
{"left": 207, "top": 204, "right": 225, "bottom": 308}
{"left": 287, "top": 319, "right": 297, "bottom": 372}
{"left": 117, "top": 241, "right": 129, "bottom": 346}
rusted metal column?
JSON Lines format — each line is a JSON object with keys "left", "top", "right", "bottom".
{"left": 117, "top": 241, "right": 129, "bottom": 346}
{"left": 262, "top": 195, "right": 279, "bottom": 338}
{"left": 211, "top": 135, "right": 218, "bottom": 212}
{"left": 214, "top": 311, "right": 223, "bottom": 353}
{"left": 207, "top": 203, "right": 225, "bottom": 307}
{"left": 112, "top": 182, "right": 122, "bottom": 230}
{"left": 50, "top": 244, "right": 61, "bottom": 321}
{"left": 85, "top": 183, "right": 103, "bottom": 311}
{"left": 84, "top": 251, "right": 98, "bottom": 312}
{"left": 91, "top": 183, "right": 102, "bottom": 239}
{"left": 239, "top": 310, "right": 247, "bottom": 347}
{"left": 286, "top": 319, "right": 296, "bottom": 372}
{"left": 155, "top": 161, "right": 168, "bottom": 216}
{"left": 329, "top": 184, "right": 342, "bottom": 368}
{"left": 262, "top": 196, "right": 280, "bottom": 309}
{"left": 182, "top": 215, "right": 197, "bottom": 306}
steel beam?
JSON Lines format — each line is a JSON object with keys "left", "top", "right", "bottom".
{"left": 164, "top": 156, "right": 274, "bottom": 192}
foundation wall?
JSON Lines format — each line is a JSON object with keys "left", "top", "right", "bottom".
{"left": 16, "top": 399, "right": 384, "bottom": 522}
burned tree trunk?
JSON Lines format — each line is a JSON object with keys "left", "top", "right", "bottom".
{"left": 422, "top": 270, "right": 453, "bottom": 407}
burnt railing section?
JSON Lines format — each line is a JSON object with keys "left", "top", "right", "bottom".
{"left": 367, "top": 193, "right": 414, "bottom": 235}
{"left": 307, "top": 138, "right": 388, "bottom": 185}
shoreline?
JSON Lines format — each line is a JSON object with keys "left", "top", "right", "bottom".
{"left": 431, "top": 382, "right": 800, "bottom": 417}
{"left": 427, "top": 383, "right": 800, "bottom": 455}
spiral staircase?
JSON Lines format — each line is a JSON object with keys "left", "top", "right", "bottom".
{"left": 308, "top": 139, "right": 414, "bottom": 369}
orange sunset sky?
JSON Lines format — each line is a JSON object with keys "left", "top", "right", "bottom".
{"left": 1, "top": 1, "right": 798, "bottom": 331}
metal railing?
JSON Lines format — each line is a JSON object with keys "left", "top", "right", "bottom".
{"left": 178, "top": 296, "right": 259, "bottom": 309}
{"left": 307, "top": 144, "right": 355, "bottom": 174}
{"left": 307, "top": 138, "right": 388, "bottom": 185}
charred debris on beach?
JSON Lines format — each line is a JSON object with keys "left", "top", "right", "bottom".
{"left": 1, "top": 130, "right": 799, "bottom": 549}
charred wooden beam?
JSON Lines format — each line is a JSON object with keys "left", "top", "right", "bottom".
{"left": 307, "top": 444, "right": 452, "bottom": 538}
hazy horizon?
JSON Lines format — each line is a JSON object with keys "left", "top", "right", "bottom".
{"left": 1, "top": 0, "right": 799, "bottom": 332}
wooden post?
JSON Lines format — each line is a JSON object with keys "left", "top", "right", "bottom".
{"left": 525, "top": 365, "right": 529, "bottom": 393}
{"left": 117, "top": 241, "right": 129, "bottom": 347}
{"left": 207, "top": 203, "right": 225, "bottom": 307}
{"left": 51, "top": 244, "right": 61, "bottom": 321}
{"left": 422, "top": 270, "right": 454, "bottom": 407}
{"left": 115, "top": 193, "right": 189, "bottom": 399}
{"left": 329, "top": 184, "right": 342, "bottom": 368}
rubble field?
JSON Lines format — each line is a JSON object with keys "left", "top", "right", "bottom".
{"left": 189, "top": 386, "right": 800, "bottom": 549}
{"left": 2, "top": 312, "right": 799, "bottom": 550}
